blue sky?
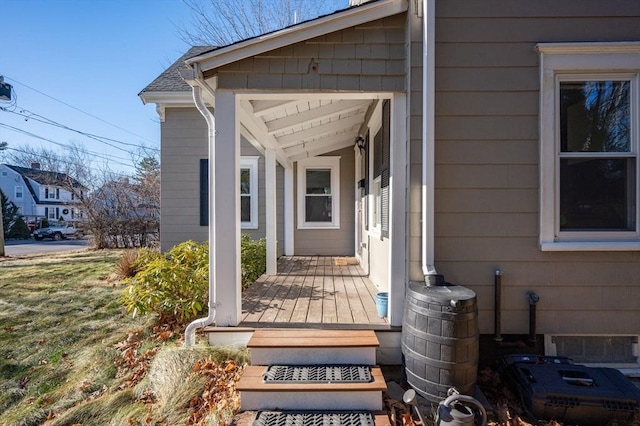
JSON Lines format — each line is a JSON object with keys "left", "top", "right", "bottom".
{"left": 0, "top": 0, "right": 348, "bottom": 175}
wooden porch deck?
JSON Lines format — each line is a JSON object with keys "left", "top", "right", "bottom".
{"left": 241, "top": 256, "right": 389, "bottom": 329}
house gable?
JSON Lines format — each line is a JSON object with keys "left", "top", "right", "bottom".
{"left": 214, "top": 13, "right": 406, "bottom": 92}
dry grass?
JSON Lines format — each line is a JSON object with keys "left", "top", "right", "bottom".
{"left": 0, "top": 249, "right": 248, "bottom": 426}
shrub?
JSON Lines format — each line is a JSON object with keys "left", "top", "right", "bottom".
{"left": 7, "top": 216, "right": 31, "bottom": 239}
{"left": 121, "top": 241, "right": 208, "bottom": 323}
{"left": 121, "top": 235, "right": 266, "bottom": 322}
{"left": 240, "top": 234, "right": 266, "bottom": 289}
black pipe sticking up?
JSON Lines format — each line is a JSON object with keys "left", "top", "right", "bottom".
{"left": 494, "top": 270, "right": 503, "bottom": 342}
{"left": 528, "top": 292, "right": 540, "bottom": 346}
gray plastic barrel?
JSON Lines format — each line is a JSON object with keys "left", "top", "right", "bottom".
{"left": 401, "top": 280, "right": 479, "bottom": 403}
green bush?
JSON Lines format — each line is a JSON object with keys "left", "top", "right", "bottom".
{"left": 7, "top": 216, "right": 31, "bottom": 239}
{"left": 121, "top": 241, "right": 208, "bottom": 323}
{"left": 121, "top": 235, "right": 266, "bottom": 322}
{"left": 240, "top": 234, "right": 266, "bottom": 289}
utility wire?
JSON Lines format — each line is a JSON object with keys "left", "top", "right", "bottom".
{"left": 3, "top": 106, "right": 159, "bottom": 155}
{"left": 4, "top": 146, "right": 134, "bottom": 180}
{"left": 0, "top": 122, "right": 134, "bottom": 168}
{"left": 4, "top": 75, "right": 157, "bottom": 145}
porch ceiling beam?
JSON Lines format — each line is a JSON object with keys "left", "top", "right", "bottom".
{"left": 266, "top": 100, "right": 370, "bottom": 135}
{"left": 239, "top": 100, "right": 291, "bottom": 168}
{"left": 288, "top": 138, "right": 355, "bottom": 162}
{"left": 357, "top": 99, "right": 379, "bottom": 137}
{"left": 276, "top": 114, "right": 364, "bottom": 147}
{"left": 251, "top": 99, "right": 299, "bottom": 117}
{"left": 283, "top": 132, "right": 357, "bottom": 156}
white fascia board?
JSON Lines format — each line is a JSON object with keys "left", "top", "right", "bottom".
{"left": 186, "top": 0, "right": 407, "bottom": 72}
{"left": 139, "top": 91, "right": 194, "bottom": 106}
{"left": 536, "top": 41, "right": 640, "bottom": 55}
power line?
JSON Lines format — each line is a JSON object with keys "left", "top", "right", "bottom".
{"left": 4, "top": 75, "right": 157, "bottom": 145}
{"left": 0, "top": 122, "right": 134, "bottom": 167}
{"left": 2, "top": 106, "right": 159, "bottom": 155}
{"left": 3, "top": 146, "right": 135, "bottom": 181}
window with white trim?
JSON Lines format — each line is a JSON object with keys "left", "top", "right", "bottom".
{"left": 199, "top": 156, "right": 259, "bottom": 228}
{"left": 15, "top": 186, "right": 23, "bottom": 199}
{"left": 538, "top": 42, "right": 640, "bottom": 250}
{"left": 240, "top": 157, "right": 259, "bottom": 229}
{"left": 297, "top": 156, "right": 340, "bottom": 229}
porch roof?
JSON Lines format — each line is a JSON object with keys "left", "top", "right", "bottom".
{"left": 182, "top": 0, "right": 407, "bottom": 165}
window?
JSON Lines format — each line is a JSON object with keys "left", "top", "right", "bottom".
{"left": 240, "top": 157, "right": 258, "bottom": 229}
{"left": 538, "top": 42, "right": 640, "bottom": 250}
{"left": 297, "top": 156, "right": 340, "bottom": 229}
{"left": 199, "top": 156, "right": 259, "bottom": 228}
{"left": 45, "top": 187, "right": 57, "bottom": 200}
{"left": 15, "top": 186, "right": 23, "bottom": 199}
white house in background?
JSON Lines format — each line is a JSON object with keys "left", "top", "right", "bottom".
{"left": 0, "top": 163, "right": 86, "bottom": 223}
{"left": 140, "top": 0, "right": 639, "bottom": 365}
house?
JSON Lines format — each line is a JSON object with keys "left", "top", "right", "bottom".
{"left": 140, "top": 0, "right": 640, "bottom": 365}
{"left": 0, "top": 163, "right": 86, "bottom": 224}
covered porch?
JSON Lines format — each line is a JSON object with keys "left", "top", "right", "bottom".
{"left": 241, "top": 256, "right": 389, "bottom": 329}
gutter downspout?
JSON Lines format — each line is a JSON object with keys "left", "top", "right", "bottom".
{"left": 184, "top": 65, "right": 217, "bottom": 347}
{"left": 422, "top": 0, "right": 436, "bottom": 278}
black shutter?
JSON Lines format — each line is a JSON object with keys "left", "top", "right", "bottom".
{"left": 56, "top": 188, "right": 60, "bottom": 199}
{"left": 200, "top": 159, "right": 208, "bottom": 226}
{"left": 364, "top": 131, "right": 370, "bottom": 231}
{"left": 45, "top": 188, "right": 49, "bottom": 199}
{"left": 381, "top": 100, "right": 390, "bottom": 238}
{"left": 56, "top": 207, "right": 60, "bottom": 219}
{"left": 45, "top": 207, "right": 48, "bottom": 218}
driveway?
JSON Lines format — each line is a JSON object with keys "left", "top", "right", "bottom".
{"left": 3, "top": 237, "right": 91, "bottom": 256}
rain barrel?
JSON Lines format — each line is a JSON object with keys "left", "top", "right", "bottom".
{"left": 401, "top": 278, "right": 479, "bottom": 403}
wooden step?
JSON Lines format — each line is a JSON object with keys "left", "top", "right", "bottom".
{"left": 248, "top": 329, "right": 379, "bottom": 366}
{"left": 238, "top": 365, "right": 387, "bottom": 411}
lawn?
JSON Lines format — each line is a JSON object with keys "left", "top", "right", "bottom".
{"left": 0, "top": 249, "right": 248, "bottom": 426}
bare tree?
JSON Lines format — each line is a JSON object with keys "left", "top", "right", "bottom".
{"left": 178, "top": 0, "right": 348, "bottom": 46}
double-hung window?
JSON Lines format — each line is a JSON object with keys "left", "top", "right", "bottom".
{"left": 538, "top": 42, "right": 640, "bottom": 250}
{"left": 240, "top": 157, "right": 259, "bottom": 229}
{"left": 297, "top": 157, "right": 340, "bottom": 229}
{"left": 15, "top": 186, "right": 23, "bottom": 199}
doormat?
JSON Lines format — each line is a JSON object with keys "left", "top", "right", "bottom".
{"left": 334, "top": 257, "right": 359, "bottom": 266}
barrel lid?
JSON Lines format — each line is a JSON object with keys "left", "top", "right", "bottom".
{"left": 408, "top": 281, "right": 476, "bottom": 305}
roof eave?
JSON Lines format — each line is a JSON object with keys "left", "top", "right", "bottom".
{"left": 186, "top": 0, "right": 407, "bottom": 72}
{"left": 139, "top": 91, "right": 194, "bottom": 106}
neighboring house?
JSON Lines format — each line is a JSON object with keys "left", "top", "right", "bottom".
{"left": 140, "top": 0, "right": 639, "bottom": 362}
{"left": 0, "top": 163, "right": 86, "bottom": 223}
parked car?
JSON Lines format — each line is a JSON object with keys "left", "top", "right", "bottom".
{"left": 33, "top": 222, "right": 82, "bottom": 241}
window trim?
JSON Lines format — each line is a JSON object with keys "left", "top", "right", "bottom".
{"left": 537, "top": 42, "right": 640, "bottom": 251}
{"left": 240, "top": 156, "right": 259, "bottom": 229}
{"left": 15, "top": 185, "right": 23, "bottom": 199}
{"left": 297, "top": 156, "right": 341, "bottom": 229}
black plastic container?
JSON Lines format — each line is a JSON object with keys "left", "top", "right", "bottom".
{"left": 503, "top": 355, "right": 640, "bottom": 425}
{"left": 401, "top": 280, "right": 479, "bottom": 402}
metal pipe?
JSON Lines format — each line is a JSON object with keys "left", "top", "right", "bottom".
{"left": 528, "top": 292, "right": 540, "bottom": 346}
{"left": 494, "top": 270, "right": 503, "bottom": 342}
{"left": 184, "top": 75, "right": 217, "bottom": 347}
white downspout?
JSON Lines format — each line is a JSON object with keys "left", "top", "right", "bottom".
{"left": 184, "top": 68, "right": 217, "bottom": 346}
{"left": 422, "top": 0, "right": 436, "bottom": 277}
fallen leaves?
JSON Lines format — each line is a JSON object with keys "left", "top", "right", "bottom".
{"left": 186, "top": 358, "right": 244, "bottom": 426}
{"left": 114, "top": 331, "right": 161, "bottom": 390}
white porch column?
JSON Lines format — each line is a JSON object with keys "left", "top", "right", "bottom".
{"left": 213, "top": 90, "right": 241, "bottom": 326}
{"left": 265, "top": 148, "right": 277, "bottom": 274}
{"left": 284, "top": 165, "right": 295, "bottom": 256}
{"left": 388, "top": 93, "right": 407, "bottom": 328}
